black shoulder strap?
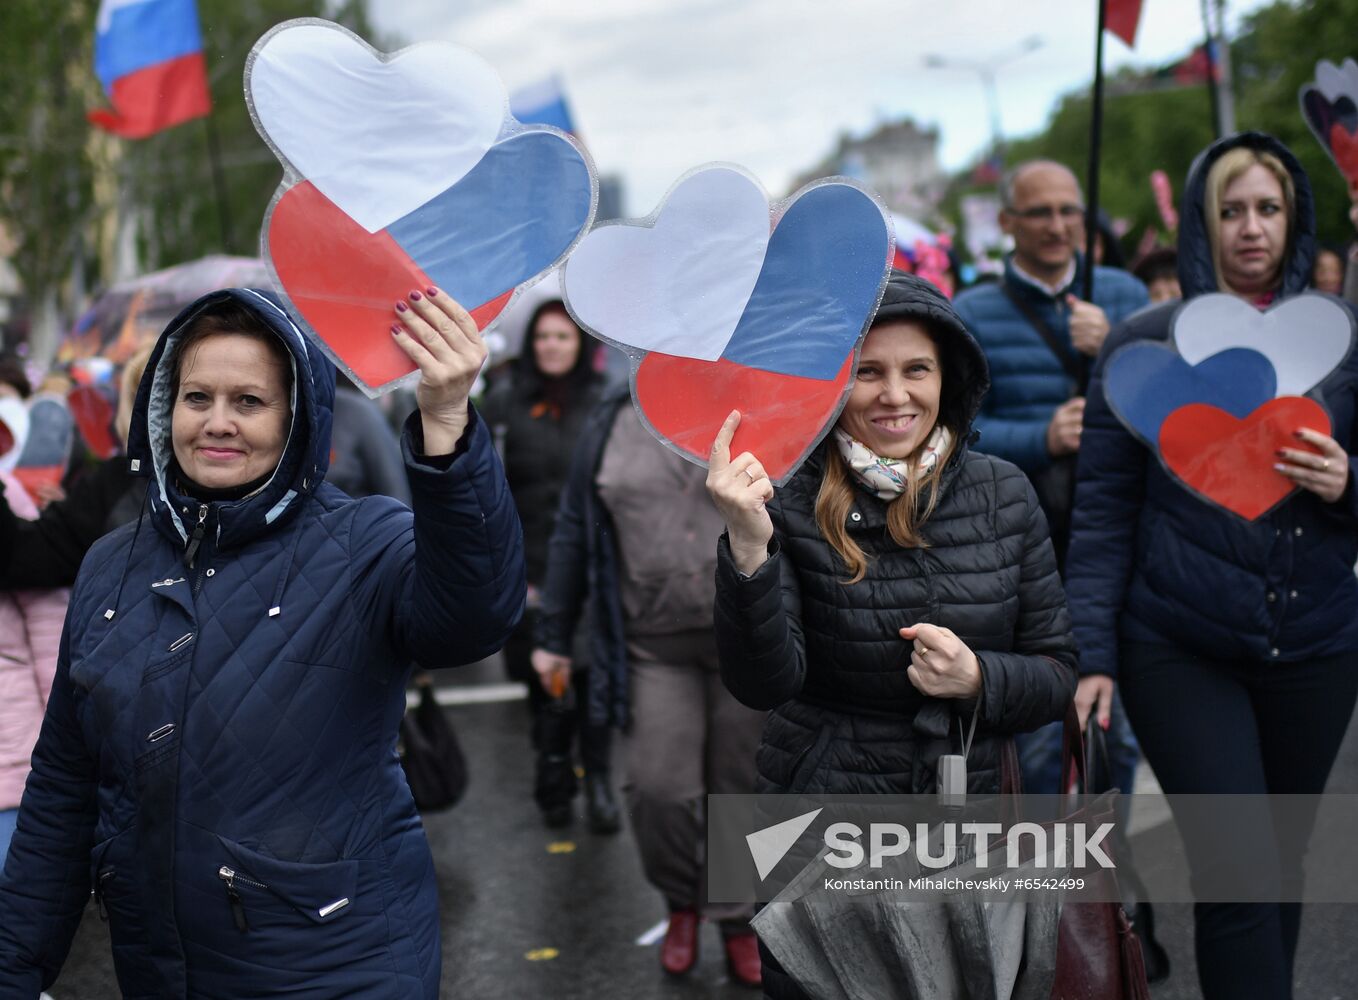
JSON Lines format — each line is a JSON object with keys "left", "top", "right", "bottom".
{"left": 1000, "top": 281, "right": 1085, "bottom": 387}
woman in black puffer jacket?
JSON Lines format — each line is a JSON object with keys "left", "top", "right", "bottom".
{"left": 481, "top": 295, "right": 618, "bottom": 832}
{"left": 708, "top": 271, "right": 1077, "bottom": 999}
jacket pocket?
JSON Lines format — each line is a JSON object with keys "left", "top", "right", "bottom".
{"left": 214, "top": 835, "right": 358, "bottom": 932}
{"left": 89, "top": 832, "right": 149, "bottom": 958}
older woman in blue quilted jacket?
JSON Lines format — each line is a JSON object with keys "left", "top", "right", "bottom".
{"left": 0, "top": 286, "right": 524, "bottom": 999}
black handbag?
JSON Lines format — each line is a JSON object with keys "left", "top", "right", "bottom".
{"left": 398, "top": 681, "right": 469, "bottom": 812}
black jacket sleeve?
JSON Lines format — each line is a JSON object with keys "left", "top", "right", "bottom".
{"left": 0, "top": 458, "right": 136, "bottom": 589}
{"left": 713, "top": 492, "right": 807, "bottom": 710}
{"left": 970, "top": 473, "right": 1079, "bottom": 733}
{"left": 534, "top": 414, "right": 598, "bottom": 657}
{"left": 1065, "top": 321, "right": 1152, "bottom": 678}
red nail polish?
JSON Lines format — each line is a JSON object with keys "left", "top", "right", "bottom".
{"left": 409, "top": 290, "right": 423, "bottom": 301}
{"left": 1100, "top": 717, "right": 1111, "bottom": 731}
{"left": 427, "top": 287, "right": 440, "bottom": 297}
{"left": 395, "top": 301, "right": 408, "bottom": 313}
{"left": 390, "top": 324, "right": 402, "bottom": 336}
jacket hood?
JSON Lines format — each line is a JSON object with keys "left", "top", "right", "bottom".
{"left": 870, "top": 270, "right": 991, "bottom": 439}
{"left": 126, "top": 287, "right": 335, "bottom": 550}
{"left": 1177, "top": 131, "right": 1316, "bottom": 299}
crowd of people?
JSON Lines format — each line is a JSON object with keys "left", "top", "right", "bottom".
{"left": 0, "top": 128, "right": 1355, "bottom": 999}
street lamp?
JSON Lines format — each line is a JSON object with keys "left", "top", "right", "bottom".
{"left": 924, "top": 35, "right": 1044, "bottom": 156}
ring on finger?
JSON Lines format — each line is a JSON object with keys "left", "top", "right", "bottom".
{"left": 744, "top": 468, "right": 757, "bottom": 484}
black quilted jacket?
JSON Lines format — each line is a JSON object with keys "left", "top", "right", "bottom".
{"left": 714, "top": 275, "right": 1077, "bottom": 800}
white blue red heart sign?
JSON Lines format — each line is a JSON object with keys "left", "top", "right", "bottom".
{"left": 1300, "top": 59, "right": 1358, "bottom": 185}
{"left": 563, "top": 166, "right": 892, "bottom": 484}
{"left": 14, "top": 394, "right": 74, "bottom": 497}
{"left": 1104, "top": 293, "right": 1354, "bottom": 520}
{"left": 247, "top": 19, "right": 597, "bottom": 395}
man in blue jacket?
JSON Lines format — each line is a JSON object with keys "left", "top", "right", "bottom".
{"left": 955, "top": 161, "right": 1149, "bottom": 807}
{"left": 954, "top": 160, "right": 1149, "bottom": 566}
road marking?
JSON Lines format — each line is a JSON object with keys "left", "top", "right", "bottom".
{"left": 636, "top": 919, "right": 669, "bottom": 947}
{"left": 405, "top": 683, "right": 528, "bottom": 710}
{"left": 546, "top": 841, "right": 576, "bottom": 854}
{"left": 524, "top": 948, "right": 559, "bottom": 961}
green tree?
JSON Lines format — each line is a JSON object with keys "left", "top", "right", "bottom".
{"left": 119, "top": 0, "right": 382, "bottom": 267}
{"left": 952, "top": 0, "right": 1358, "bottom": 262}
{"left": 0, "top": 1, "right": 385, "bottom": 362}
{"left": 0, "top": 0, "right": 101, "bottom": 354}
{"left": 1231, "top": 0, "right": 1358, "bottom": 248}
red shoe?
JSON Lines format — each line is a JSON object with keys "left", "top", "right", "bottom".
{"left": 660, "top": 909, "right": 699, "bottom": 976}
{"left": 723, "top": 931, "right": 763, "bottom": 988}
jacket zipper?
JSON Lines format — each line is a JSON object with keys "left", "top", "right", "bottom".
{"left": 94, "top": 867, "right": 115, "bottom": 920}
{"left": 217, "top": 865, "right": 267, "bottom": 932}
{"left": 184, "top": 504, "right": 210, "bottom": 569}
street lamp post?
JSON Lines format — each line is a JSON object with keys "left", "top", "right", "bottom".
{"left": 924, "top": 35, "right": 1044, "bottom": 159}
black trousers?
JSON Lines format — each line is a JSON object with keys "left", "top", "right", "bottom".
{"left": 502, "top": 612, "right": 611, "bottom": 810}
{"left": 1119, "top": 641, "right": 1358, "bottom": 1000}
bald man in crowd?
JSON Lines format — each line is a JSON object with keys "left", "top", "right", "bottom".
{"left": 954, "top": 160, "right": 1148, "bottom": 568}
{"left": 954, "top": 161, "right": 1150, "bottom": 806}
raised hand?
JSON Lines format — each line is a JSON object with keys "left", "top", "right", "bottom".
{"left": 899, "top": 623, "right": 982, "bottom": 699}
{"left": 1066, "top": 295, "right": 1110, "bottom": 358}
{"left": 705, "top": 409, "right": 775, "bottom": 575}
{"left": 1046, "top": 397, "right": 1085, "bottom": 457}
{"left": 531, "top": 648, "right": 572, "bottom": 696}
{"left": 391, "top": 288, "right": 488, "bottom": 455}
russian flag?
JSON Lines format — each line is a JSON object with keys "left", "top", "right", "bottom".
{"left": 89, "top": 0, "right": 212, "bottom": 138}
{"left": 509, "top": 74, "right": 576, "bottom": 135}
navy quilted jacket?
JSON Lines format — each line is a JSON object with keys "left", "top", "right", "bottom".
{"left": 1066, "top": 132, "right": 1358, "bottom": 675}
{"left": 0, "top": 289, "right": 525, "bottom": 998}
{"left": 953, "top": 256, "right": 1149, "bottom": 473}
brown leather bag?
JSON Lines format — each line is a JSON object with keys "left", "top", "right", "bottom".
{"left": 1001, "top": 706, "right": 1151, "bottom": 1000}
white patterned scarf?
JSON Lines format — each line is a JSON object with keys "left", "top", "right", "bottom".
{"left": 832, "top": 425, "right": 953, "bottom": 501}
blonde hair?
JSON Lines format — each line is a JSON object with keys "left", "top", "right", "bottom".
{"left": 1203, "top": 147, "right": 1294, "bottom": 293}
{"left": 116, "top": 345, "right": 155, "bottom": 445}
{"left": 813, "top": 433, "right": 955, "bottom": 585}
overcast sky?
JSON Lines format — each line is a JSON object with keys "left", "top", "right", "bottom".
{"left": 366, "top": 0, "right": 1273, "bottom": 217}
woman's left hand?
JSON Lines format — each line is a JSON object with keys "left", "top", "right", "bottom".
{"left": 899, "top": 623, "right": 982, "bottom": 699}
{"left": 391, "top": 288, "right": 488, "bottom": 456}
{"left": 1276, "top": 428, "right": 1351, "bottom": 504}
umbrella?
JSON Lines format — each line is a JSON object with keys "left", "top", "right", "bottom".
{"left": 58, "top": 255, "right": 271, "bottom": 366}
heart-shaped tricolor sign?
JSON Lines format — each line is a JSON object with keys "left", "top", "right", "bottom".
{"left": 1105, "top": 292, "right": 1355, "bottom": 520}
{"left": 1300, "top": 58, "right": 1358, "bottom": 184}
{"left": 563, "top": 166, "right": 892, "bottom": 484}
{"left": 0, "top": 398, "right": 29, "bottom": 475}
{"left": 69, "top": 384, "right": 120, "bottom": 460}
{"left": 247, "top": 20, "right": 596, "bottom": 395}
{"left": 14, "top": 394, "right": 74, "bottom": 497}
{"left": 1161, "top": 399, "right": 1329, "bottom": 521}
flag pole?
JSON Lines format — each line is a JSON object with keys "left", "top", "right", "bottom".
{"left": 1200, "top": 0, "right": 1222, "bottom": 138}
{"left": 202, "top": 112, "right": 233, "bottom": 252}
{"left": 1081, "top": 0, "right": 1107, "bottom": 304}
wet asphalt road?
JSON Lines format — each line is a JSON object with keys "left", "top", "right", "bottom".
{"left": 46, "top": 655, "right": 1358, "bottom": 998}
